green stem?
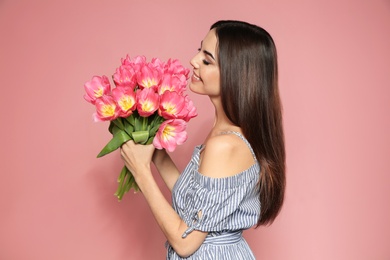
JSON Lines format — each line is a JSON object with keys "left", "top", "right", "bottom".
{"left": 142, "top": 116, "right": 148, "bottom": 131}
{"left": 115, "top": 168, "right": 127, "bottom": 199}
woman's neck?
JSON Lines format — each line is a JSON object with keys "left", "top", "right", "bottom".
{"left": 209, "top": 97, "right": 242, "bottom": 137}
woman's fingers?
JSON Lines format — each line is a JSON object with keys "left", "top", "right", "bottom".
{"left": 120, "top": 141, "right": 155, "bottom": 173}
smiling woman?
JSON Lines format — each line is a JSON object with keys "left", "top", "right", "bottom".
{"left": 120, "top": 20, "right": 286, "bottom": 259}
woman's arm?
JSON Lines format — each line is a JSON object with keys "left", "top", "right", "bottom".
{"left": 152, "top": 149, "right": 180, "bottom": 191}
{"left": 120, "top": 141, "right": 207, "bottom": 258}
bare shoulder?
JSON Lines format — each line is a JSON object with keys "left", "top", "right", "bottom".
{"left": 198, "top": 133, "right": 255, "bottom": 178}
{"left": 204, "top": 133, "right": 237, "bottom": 151}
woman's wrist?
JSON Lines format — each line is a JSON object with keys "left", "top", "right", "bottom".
{"left": 152, "top": 149, "right": 168, "bottom": 165}
{"left": 135, "top": 171, "right": 154, "bottom": 193}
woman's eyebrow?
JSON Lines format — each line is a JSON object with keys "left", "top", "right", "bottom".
{"left": 203, "top": 50, "right": 215, "bottom": 60}
{"left": 200, "top": 40, "right": 216, "bottom": 60}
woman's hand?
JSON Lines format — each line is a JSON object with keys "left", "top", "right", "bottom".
{"left": 120, "top": 141, "right": 155, "bottom": 181}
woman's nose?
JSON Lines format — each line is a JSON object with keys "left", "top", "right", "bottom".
{"left": 190, "top": 54, "right": 200, "bottom": 69}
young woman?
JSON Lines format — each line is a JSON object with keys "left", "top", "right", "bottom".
{"left": 121, "top": 20, "right": 286, "bottom": 259}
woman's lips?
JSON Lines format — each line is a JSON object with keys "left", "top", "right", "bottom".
{"left": 192, "top": 73, "right": 201, "bottom": 82}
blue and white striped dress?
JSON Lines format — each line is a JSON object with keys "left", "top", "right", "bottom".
{"left": 167, "top": 132, "right": 261, "bottom": 259}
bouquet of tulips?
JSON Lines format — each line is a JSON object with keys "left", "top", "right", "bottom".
{"left": 83, "top": 55, "right": 197, "bottom": 200}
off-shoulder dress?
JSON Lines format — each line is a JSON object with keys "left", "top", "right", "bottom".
{"left": 166, "top": 132, "right": 261, "bottom": 259}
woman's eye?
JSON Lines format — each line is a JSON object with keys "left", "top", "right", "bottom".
{"left": 202, "top": 59, "right": 210, "bottom": 65}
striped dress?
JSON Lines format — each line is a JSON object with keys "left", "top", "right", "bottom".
{"left": 167, "top": 132, "right": 261, "bottom": 259}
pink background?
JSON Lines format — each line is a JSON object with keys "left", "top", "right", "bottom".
{"left": 1, "top": 0, "right": 389, "bottom": 259}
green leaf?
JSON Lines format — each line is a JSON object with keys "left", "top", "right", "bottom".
{"left": 149, "top": 116, "right": 164, "bottom": 137}
{"left": 132, "top": 130, "right": 149, "bottom": 144}
{"left": 112, "top": 118, "right": 125, "bottom": 130}
{"left": 149, "top": 124, "right": 160, "bottom": 137}
{"left": 109, "top": 123, "right": 121, "bottom": 136}
{"left": 97, "top": 130, "right": 132, "bottom": 158}
{"left": 108, "top": 121, "right": 115, "bottom": 134}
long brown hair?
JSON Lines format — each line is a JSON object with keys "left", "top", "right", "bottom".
{"left": 211, "top": 20, "right": 286, "bottom": 226}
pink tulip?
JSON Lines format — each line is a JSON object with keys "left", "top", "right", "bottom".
{"left": 112, "top": 87, "right": 136, "bottom": 118}
{"left": 121, "top": 55, "right": 146, "bottom": 66}
{"left": 150, "top": 57, "right": 164, "bottom": 69}
{"left": 159, "top": 92, "right": 198, "bottom": 121}
{"left": 182, "top": 96, "right": 198, "bottom": 122}
{"left": 113, "top": 65, "right": 137, "bottom": 89}
{"left": 153, "top": 119, "right": 188, "bottom": 152}
{"left": 129, "top": 55, "right": 147, "bottom": 65}
{"left": 84, "top": 75, "right": 111, "bottom": 104}
{"left": 158, "top": 74, "right": 187, "bottom": 95}
{"left": 136, "top": 63, "right": 162, "bottom": 90}
{"left": 93, "top": 95, "right": 120, "bottom": 122}
{"left": 164, "top": 58, "right": 190, "bottom": 78}
{"left": 120, "top": 54, "right": 132, "bottom": 65}
{"left": 121, "top": 55, "right": 146, "bottom": 76}
{"left": 136, "top": 88, "right": 159, "bottom": 117}
{"left": 158, "top": 91, "right": 186, "bottom": 119}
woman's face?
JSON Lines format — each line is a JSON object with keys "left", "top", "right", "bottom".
{"left": 189, "top": 29, "right": 220, "bottom": 97}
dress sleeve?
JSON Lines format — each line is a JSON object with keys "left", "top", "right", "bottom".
{"left": 180, "top": 169, "right": 259, "bottom": 238}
